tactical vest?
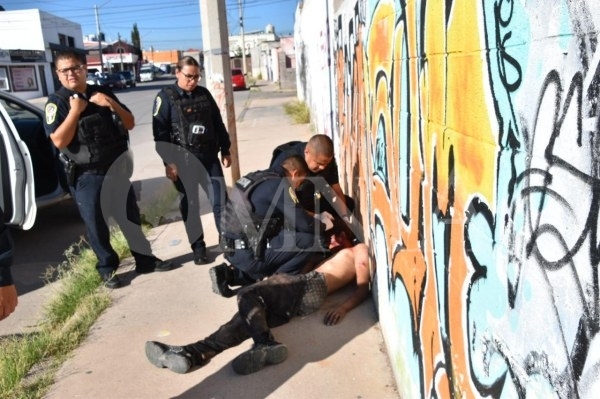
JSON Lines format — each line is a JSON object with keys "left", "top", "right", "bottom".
{"left": 56, "top": 90, "right": 128, "bottom": 168}
{"left": 162, "top": 86, "right": 218, "bottom": 152}
{"left": 224, "top": 170, "right": 284, "bottom": 239}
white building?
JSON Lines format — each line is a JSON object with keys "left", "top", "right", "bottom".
{"left": 0, "top": 9, "right": 84, "bottom": 100}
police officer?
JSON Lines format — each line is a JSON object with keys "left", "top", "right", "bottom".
{"left": 152, "top": 56, "right": 231, "bottom": 265}
{"left": 210, "top": 155, "right": 330, "bottom": 297}
{"left": 270, "top": 134, "right": 354, "bottom": 220}
{"left": 44, "top": 50, "right": 173, "bottom": 289}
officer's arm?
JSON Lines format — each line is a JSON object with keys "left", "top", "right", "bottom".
{"left": 46, "top": 96, "right": 84, "bottom": 149}
{"left": 207, "top": 91, "right": 231, "bottom": 156}
{"left": 108, "top": 96, "right": 134, "bottom": 130}
{"left": 152, "top": 91, "right": 171, "bottom": 143}
{"left": 279, "top": 185, "right": 318, "bottom": 233}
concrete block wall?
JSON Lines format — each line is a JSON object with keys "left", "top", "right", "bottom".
{"left": 296, "top": 0, "right": 600, "bottom": 397}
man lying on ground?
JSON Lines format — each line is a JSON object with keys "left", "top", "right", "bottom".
{"left": 145, "top": 220, "right": 372, "bottom": 375}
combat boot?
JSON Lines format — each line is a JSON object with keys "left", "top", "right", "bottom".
{"left": 145, "top": 341, "right": 209, "bottom": 374}
{"left": 231, "top": 341, "right": 288, "bottom": 375}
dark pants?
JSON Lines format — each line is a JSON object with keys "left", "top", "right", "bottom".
{"left": 173, "top": 157, "right": 227, "bottom": 250}
{"left": 186, "top": 273, "right": 309, "bottom": 358}
{"left": 225, "top": 230, "right": 325, "bottom": 282}
{"left": 70, "top": 172, "right": 156, "bottom": 275}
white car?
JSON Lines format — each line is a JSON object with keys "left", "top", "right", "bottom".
{"left": 0, "top": 91, "right": 70, "bottom": 229}
{"left": 139, "top": 67, "right": 155, "bottom": 82}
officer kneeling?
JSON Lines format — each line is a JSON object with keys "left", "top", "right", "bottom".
{"left": 210, "top": 155, "right": 331, "bottom": 297}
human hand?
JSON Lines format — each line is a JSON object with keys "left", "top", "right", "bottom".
{"left": 69, "top": 93, "right": 87, "bottom": 114}
{"left": 314, "top": 211, "right": 334, "bottom": 230}
{"left": 165, "top": 164, "right": 178, "bottom": 181}
{"left": 324, "top": 307, "right": 347, "bottom": 326}
{"left": 222, "top": 155, "right": 232, "bottom": 168}
{"left": 0, "top": 285, "right": 18, "bottom": 321}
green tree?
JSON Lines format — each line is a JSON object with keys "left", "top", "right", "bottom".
{"left": 131, "top": 23, "right": 140, "bottom": 49}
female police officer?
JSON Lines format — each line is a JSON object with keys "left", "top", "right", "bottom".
{"left": 44, "top": 50, "right": 173, "bottom": 289}
{"left": 152, "top": 56, "right": 232, "bottom": 265}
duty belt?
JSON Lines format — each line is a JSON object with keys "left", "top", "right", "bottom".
{"left": 223, "top": 237, "right": 249, "bottom": 250}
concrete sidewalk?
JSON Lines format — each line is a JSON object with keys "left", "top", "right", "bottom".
{"left": 38, "top": 81, "right": 398, "bottom": 398}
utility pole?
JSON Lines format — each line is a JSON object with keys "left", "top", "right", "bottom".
{"left": 239, "top": 0, "right": 246, "bottom": 74}
{"left": 118, "top": 32, "right": 124, "bottom": 71}
{"left": 199, "top": 0, "right": 240, "bottom": 181}
{"left": 94, "top": 5, "right": 103, "bottom": 73}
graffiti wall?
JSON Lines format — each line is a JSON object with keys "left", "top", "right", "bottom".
{"left": 296, "top": 0, "right": 600, "bottom": 397}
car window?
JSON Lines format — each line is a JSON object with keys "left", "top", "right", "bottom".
{"left": 0, "top": 97, "right": 39, "bottom": 123}
{"left": 232, "top": 69, "right": 243, "bottom": 76}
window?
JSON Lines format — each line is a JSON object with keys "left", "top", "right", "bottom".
{"left": 68, "top": 36, "right": 75, "bottom": 47}
{"left": 59, "top": 34, "right": 66, "bottom": 46}
{"left": 9, "top": 66, "right": 37, "bottom": 92}
{"left": 0, "top": 67, "right": 9, "bottom": 90}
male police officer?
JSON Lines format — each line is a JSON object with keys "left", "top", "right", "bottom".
{"left": 270, "top": 134, "right": 353, "bottom": 220}
{"left": 152, "top": 56, "right": 231, "bottom": 265}
{"left": 44, "top": 50, "right": 173, "bottom": 289}
{"left": 210, "top": 155, "right": 330, "bottom": 297}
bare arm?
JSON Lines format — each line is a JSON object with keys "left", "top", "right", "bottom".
{"left": 324, "top": 243, "right": 371, "bottom": 325}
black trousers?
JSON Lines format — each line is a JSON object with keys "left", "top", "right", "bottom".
{"left": 185, "top": 273, "right": 310, "bottom": 359}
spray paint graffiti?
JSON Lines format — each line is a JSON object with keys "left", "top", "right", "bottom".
{"left": 326, "top": 0, "right": 600, "bottom": 397}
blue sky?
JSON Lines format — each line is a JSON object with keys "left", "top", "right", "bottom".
{"left": 1, "top": 0, "right": 299, "bottom": 50}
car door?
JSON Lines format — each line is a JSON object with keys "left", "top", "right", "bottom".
{"left": 0, "top": 98, "right": 37, "bottom": 230}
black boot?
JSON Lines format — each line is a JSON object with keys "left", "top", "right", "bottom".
{"left": 145, "top": 341, "right": 206, "bottom": 374}
{"left": 209, "top": 263, "right": 240, "bottom": 298}
{"left": 231, "top": 341, "right": 288, "bottom": 375}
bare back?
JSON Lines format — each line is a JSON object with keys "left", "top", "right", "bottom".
{"left": 316, "top": 243, "right": 370, "bottom": 294}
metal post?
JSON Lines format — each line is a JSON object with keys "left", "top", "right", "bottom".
{"left": 95, "top": 5, "right": 103, "bottom": 73}
{"left": 118, "top": 32, "right": 124, "bottom": 71}
{"left": 199, "top": 0, "right": 240, "bottom": 181}
{"left": 239, "top": 0, "right": 246, "bottom": 74}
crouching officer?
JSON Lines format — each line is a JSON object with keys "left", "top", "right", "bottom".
{"left": 152, "top": 56, "right": 231, "bottom": 265}
{"left": 269, "top": 134, "right": 355, "bottom": 222}
{"left": 210, "top": 155, "right": 330, "bottom": 297}
{"left": 44, "top": 50, "right": 173, "bottom": 289}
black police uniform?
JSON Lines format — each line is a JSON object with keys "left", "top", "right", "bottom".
{"left": 269, "top": 141, "right": 354, "bottom": 215}
{"left": 152, "top": 83, "right": 231, "bottom": 259}
{"left": 221, "top": 165, "right": 325, "bottom": 283}
{"left": 44, "top": 85, "right": 167, "bottom": 279}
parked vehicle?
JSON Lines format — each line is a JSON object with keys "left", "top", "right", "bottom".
{"left": 0, "top": 91, "right": 70, "bottom": 228}
{"left": 139, "top": 66, "right": 155, "bottom": 82}
{"left": 104, "top": 73, "right": 127, "bottom": 90}
{"left": 86, "top": 73, "right": 106, "bottom": 86}
{"left": 120, "top": 71, "right": 136, "bottom": 87}
{"left": 231, "top": 68, "right": 247, "bottom": 90}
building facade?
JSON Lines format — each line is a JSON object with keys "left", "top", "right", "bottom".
{"left": 0, "top": 9, "right": 84, "bottom": 100}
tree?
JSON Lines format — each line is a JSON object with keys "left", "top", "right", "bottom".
{"left": 131, "top": 23, "right": 140, "bottom": 49}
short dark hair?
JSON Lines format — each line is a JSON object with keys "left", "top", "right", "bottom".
{"left": 325, "top": 215, "right": 356, "bottom": 243}
{"left": 307, "top": 134, "right": 334, "bottom": 158}
{"left": 55, "top": 50, "right": 86, "bottom": 65}
{"left": 176, "top": 56, "right": 200, "bottom": 71}
{"left": 281, "top": 154, "right": 309, "bottom": 176}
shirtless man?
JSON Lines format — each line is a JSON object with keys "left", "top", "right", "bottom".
{"left": 145, "top": 222, "right": 371, "bottom": 375}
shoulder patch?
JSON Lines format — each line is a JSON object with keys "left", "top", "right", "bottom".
{"left": 288, "top": 187, "right": 299, "bottom": 204}
{"left": 45, "top": 103, "right": 58, "bottom": 125}
{"left": 153, "top": 96, "right": 162, "bottom": 117}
